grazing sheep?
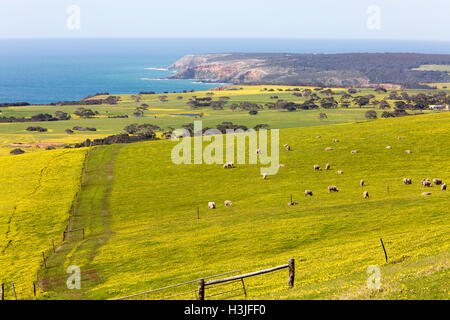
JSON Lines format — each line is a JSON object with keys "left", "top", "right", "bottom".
{"left": 337, "top": 170, "right": 343, "bottom": 174}
{"left": 422, "top": 179, "right": 432, "bottom": 187}
{"left": 283, "top": 144, "right": 291, "bottom": 151}
{"left": 208, "top": 202, "right": 216, "bottom": 209}
{"left": 333, "top": 139, "right": 340, "bottom": 143}
{"left": 325, "top": 147, "right": 334, "bottom": 151}
{"left": 433, "top": 178, "right": 443, "bottom": 185}
{"left": 441, "top": 183, "right": 447, "bottom": 191}
{"left": 351, "top": 150, "right": 358, "bottom": 154}
{"left": 314, "top": 165, "right": 321, "bottom": 171}
{"left": 224, "top": 200, "right": 233, "bottom": 207}
{"left": 403, "top": 178, "right": 412, "bottom": 185}
{"left": 223, "top": 162, "right": 234, "bottom": 169}
{"left": 421, "top": 192, "right": 432, "bottom": 196}
{"left": 325, "top": 163, "right": 331, "bottom": 170}
{"left": 278, "top": 164, "right": 285, "bottom": 168}
{"left": 398, "top": 136, "right": 405, "bottom": 140}
{"left": 328, "top": 186, "right": 339, "bottom": 193}
{"left": 360, "top": 179, "right": 365, "bottom": 187}
{"left": 316, "top": 135, "right": 321, "bottom": 138}
{"left": 288, "top": 201, "right": 299, "bottom": 206}
{"left": 363, "top": 191, "right": 369, "bottom": 199}
{"left": 262, "top": 173, "right": 267, "bottom": 180}
{"left": 305, "top": 190, "right": 313, "bottom": 196}
{"left": 256, "top": 148, "right": 261, "bottom": 155}
{"left": 405, "top": 150, "right": 412, "bottom": 154}
{"left": 386, "top": 146, "right": 392, "bottom": 149}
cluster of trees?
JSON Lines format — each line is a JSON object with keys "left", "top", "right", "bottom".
{"left": 0, "top": 102, "right": 30, "bottom": 107}
{"left": 74, "top": 108, "right": 98, "bottom": 118}
{"left": 0, "top": 111, "right": 70, "bottom": 123}
{"left": 123, "top": 123, "right": 161, "bottom": 138}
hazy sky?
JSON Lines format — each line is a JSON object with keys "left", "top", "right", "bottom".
{"left": 0, "top": 0, "right": 449, "bottom": 41}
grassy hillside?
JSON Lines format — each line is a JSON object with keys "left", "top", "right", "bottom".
{"left": 36, "top": 112, "right": 449, "bottom": 300}
{"left": 0, "top": 149, "right": 87, "bottom": 299}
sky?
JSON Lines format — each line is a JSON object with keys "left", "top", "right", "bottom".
{"left": 0, "top": 0, "right": 449, "bottom": 41}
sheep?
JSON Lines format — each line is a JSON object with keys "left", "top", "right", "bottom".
{"left": 337, "top": 170, "right": 343, "bottom": 174}
{"left": 316, "top": 135, "right": 321, "bottom": 138}
{"left": 305, "top": 190, "right": 313, "bottom": 196}
{"left": 422, "top": 179, "right": 431, "bottom": 188}
{"left": 405, "top": 150, "right": 412, "bottom": 154}
{"left": 325, "top": 163, "right": 331, "bottom": 170}
{"left": 256, "top": 148, "right": 261, "bottom": 155}
{"left": 433, "top": 178, "right": 443, "bottom": 185}
{"left": 223, "top": 162, "right": 234, "bottom": 169}
{"left": 278, "top": 164, "right": 285, "bottom": 168}
{"left": 325, "top": 147, "right": 334, "bottom": 151}
{"left": 224, "top": 200, "right": 233, "bottom": 207}
{"left": 441, "top": 183, "right": 447, "bottom": 191}
{"left": 333, "top": 139, "right": 340, "bottom": 143}
{"left": 398, "top": 136, "right": 405, "bottom": 140}
{"left": 208, "top": 202, "right": 216, "bottom": 209}
{"left": 360, "top": 179, "right": 365, "bottom": 187}
{"left": 422, "top": 179, "right": 432, "bottom": 187}
{"left": 421, "top": 192, "right": 432, "bottom": 196}
{"left": 403, "top": 178, "right": 412, "bottom": 185}
{"left": 283, "top": 144, "right": 291, "bottom": 151}
{"left": 328, "top": 186, "right": 339, "bottom": 193}
{"left": 314, "top": 165, "right": 321, "bottom": 171}
{"left": 363, "top": 191, "right": 369, "bottom": 199}
{"left": 386, "top": 146, "right": 392, "bottom": 149}
{"left": 351, "top": 150, "right": 358, "bottom": 154}
{"left": 262, "top": 173, "right": 267, "bottom": 180}
{"left": 288, "top": 201, "right": 299, "bottom": 206}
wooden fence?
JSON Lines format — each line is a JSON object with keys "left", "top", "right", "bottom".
{"left": 198, "top": 258, "right": 295, "bottom": 300}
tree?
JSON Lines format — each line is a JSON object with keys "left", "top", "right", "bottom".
{"left": 353, "top": 96, "right": 371, "bottom": 108}
{"left": 365, "top": 110, "right": 377, "bottom": 119}
{"left": 54, "top": 111, "right": 70, "bottom": 120}
{"left": 74, "top": 108, "right": 96, "bottom": 118}
{"left": 319, "top": 97, "right": 338, "bottom": 109}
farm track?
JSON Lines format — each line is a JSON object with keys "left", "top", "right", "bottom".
{"left": 38, "top": 145, "right": 123, "bottom": 299}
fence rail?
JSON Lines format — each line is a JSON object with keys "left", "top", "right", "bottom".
{"left": 198, "top": 258, "right": 295, "bottom": 300}
{"left": 113, "top": 270, "right": 241, "bottom": 300}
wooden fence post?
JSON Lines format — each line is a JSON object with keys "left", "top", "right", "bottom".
{"left": 288, "top": 258, "right": 295, "bottom": 287}
{"left": 82, "top": 228, "right": 85, "bottom": 240}
{"left": 380, "top": 238, "right": 388, "bottom": 263}
{"left": 198, "top": 279, "right": 205, "bottom": 301}
{"left": 1, "top": 283, "right": 4, "bottom": 300}
{"left": 197, "top": 207, "right": 199, "bottom": 220}
{"left": 52, "top": 239, "right": 56, "bottom": 253}
{"left": 33, "top": 282, "right": 36, "bottom": 298}
{"left": 12, "top": 283, "right": 17, "bottom": 300}
{"left": 42, "top": 252, "right": 47, "bottom": 268}
{"left": 63, "top": 231, "right": 66, "bottom": 241}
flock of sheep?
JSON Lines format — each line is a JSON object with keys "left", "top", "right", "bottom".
{"left": 207, "top": 136, "right": 446, "bottom": 209}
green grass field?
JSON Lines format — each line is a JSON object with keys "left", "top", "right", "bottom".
{"left": 0, "top": 85, "right": 444, "bottom": 156}
{"left": 34, "top": 112, "right": 449, "bottom": 300}
{"left": 0, "top": 86, "right": 449, "bottom": 300}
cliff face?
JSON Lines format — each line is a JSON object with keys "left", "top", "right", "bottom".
{"left": 169, "top": 54, "right": 267, "bottom": 82}
{"left": 168, "top": 52, "right": 450, "bottom": 86}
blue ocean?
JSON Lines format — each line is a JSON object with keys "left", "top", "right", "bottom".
{"left": 1, "top": 38, "right": 450, "bottom": 104}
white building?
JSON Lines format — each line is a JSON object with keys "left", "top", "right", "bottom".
{"left": 429, "top": 105, "right": 449, "bottom": 110}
